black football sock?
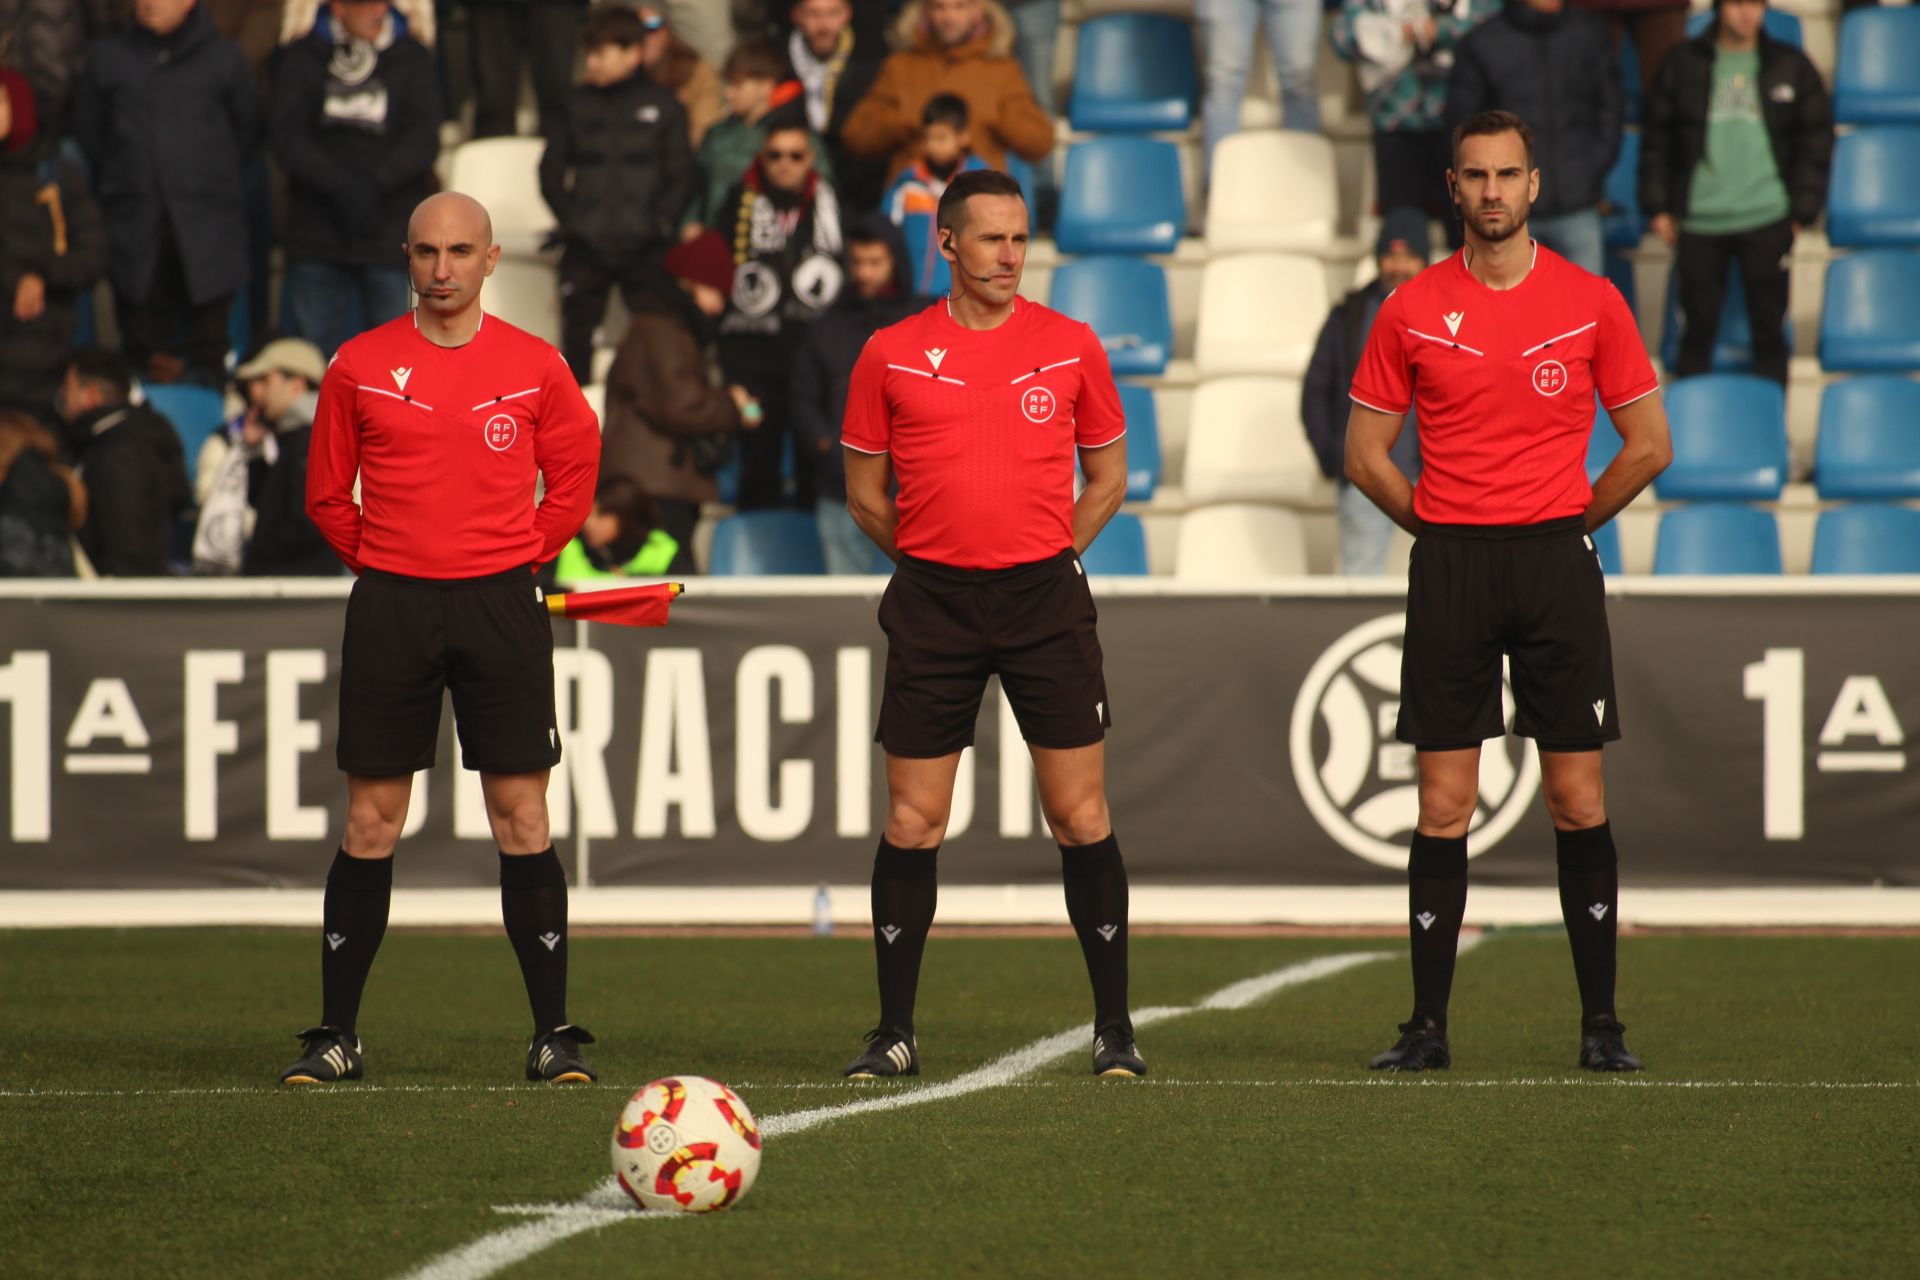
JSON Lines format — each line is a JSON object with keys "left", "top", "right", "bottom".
{"left": 320, "top": 847, "right": 392, "bottom": 1037}
{"left": 870, "top": 839, "right": 938, "bottom": 1037}
{"left": 501, "top": 848, "right": 570, "bottom": 1034}
{"left": 1060, "top": 833, "right": 1130, "bottom": 1028}
{"left": 1556, "top": 821, "right": 1619, "bottom": 1022}
{"left": 1407, "top": 832, "right": 1469, "bottom": 1029}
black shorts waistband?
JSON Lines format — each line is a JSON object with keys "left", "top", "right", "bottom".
{"left": 1416, "top": 516, "right": 1587, "bottom": 541}
{"left": 897, "top": 547, "right": 1076, "bottom": 583}
{"left": 359, "top": 565, "right": 537, "bottom": 589}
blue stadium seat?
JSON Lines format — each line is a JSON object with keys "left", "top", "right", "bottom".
{"left": 1654, "top": 504, "right": 1782, "bottom": 574}
{"left": 1815, "top": 377, "right": 1920, "bottom": 498}
{"left": 1054, "top": 138, "right": 1185, "bottom": 256}
{"left": 1049, "top": 257, "right": 1173, "bottom": 376}
{"left": 1827, "top": 128, "right": 1920, "bottom": 247}
{"left": 1602, "top": 131, "right": 1643, "bottom": 249}
{"left": 1820, "top": 251, "right": 1920, "bottom": 371}
{"left": 1656, "top": 375, "right": 1788, "bottom": 500}
{"left": 1003, "top": 153, "right": 1037, "bottom": 213}
{"left": 140, "top": 384, "right": 226, "bottom": 487}
{"left": 1116, "top": 382, "right": 1160, "bottom": 499}
{"left": 1684, "top": 8, "right": 1802, "bottom": 44}
{"left": 1590, "top": 519, "right": 1623, "bottom": 576}
{"left": 1811, "top": 503, "right": 1920, "bottom": 573}
{"left": 1078, "top": 512, "right": 1149, "bottom": 575}
{"left": 1660, "top": 266, "right": 1793, "bottom": 373}
{"left": 1588, "top": 394, "right": 1623, "bottom": 483}
{"left": 708, "top": 511, "right": 827, "bottom": 575}
{"left": 1834, "top": 8, "right": 1920, "bottom": 125}
{"left": 1067, "top": 14, "right": 1196, "bottom": 132}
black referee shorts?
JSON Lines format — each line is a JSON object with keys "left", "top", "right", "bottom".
{"left": 1397, "top": 516, "right": 1620, "bottom": 751}
{"left": 877, "top": 548, "right": 1111, "bottom": 758}
{"left": 336, "top": 567, "right": 562, "bottom": 777}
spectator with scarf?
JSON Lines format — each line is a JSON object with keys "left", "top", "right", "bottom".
{"left": 788, "top": 0, "right": 887, "bottom": 213}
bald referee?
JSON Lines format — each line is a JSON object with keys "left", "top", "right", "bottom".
{"left": 1347, "top": 111, "right": 1673, "bottom": 1073}
{"left": 281, "top": 192, "right": 602, "bottom": 1086}
{"left": 839, "top": 169, "right": 1145, "bottom": 1079}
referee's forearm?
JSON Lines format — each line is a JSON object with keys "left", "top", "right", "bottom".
{"left": 1346, "top": 455, "right": 1419, "bottom": 536}
{"left": 1071, "top": 476, "right": 1126, "bottom": 554}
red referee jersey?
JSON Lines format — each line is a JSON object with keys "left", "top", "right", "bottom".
{"left": 841, "top": 298, "right": 1126, "bottom": 569}
{"left": 306, "top": 312, "right": 601, "bottom": 577}
{"left": 1350, "top": 243, "right": 1660, "bottom": 526}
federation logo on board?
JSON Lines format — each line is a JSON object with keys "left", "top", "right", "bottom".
{"left": 1020, "top": 386, "right": 1057, "bottom": 423}
{"left": 1532, "top": 360, "right": 1569, "bottom": 397}
{"left": 1290, "top": 614, "right": 1539, "bottom": 868}
{"left": 484, "top": 414, "right": 517, "bottom": 451}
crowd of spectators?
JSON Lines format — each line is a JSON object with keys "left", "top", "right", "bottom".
{"left": 0, "top": 0, "right": 1837, "bottom": 579}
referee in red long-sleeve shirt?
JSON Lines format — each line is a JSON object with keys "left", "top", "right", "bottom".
{"left": 838, "top": 170, "right": 1145, "bottom": 1080}
{"left": 281, "top": 192, "right": 602, "bottom": 1086}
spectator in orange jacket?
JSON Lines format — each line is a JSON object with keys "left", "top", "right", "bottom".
{"left": 840, "top": 0, "right": 1052, "bottom": 183}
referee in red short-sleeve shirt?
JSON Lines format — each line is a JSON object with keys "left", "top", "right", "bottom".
{"left": 838, "top": 169, "right": 1145, "bottom": 1080}
{"left": 1347, "top": 112, "right": 1674, "bottom": 1075}
{"left": 280, "top": 192, "right": 603, "bottom": 1088}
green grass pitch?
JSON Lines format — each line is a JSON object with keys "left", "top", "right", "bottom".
{"left": 1, "top": 928, "right": 1916, "bottom": 1278}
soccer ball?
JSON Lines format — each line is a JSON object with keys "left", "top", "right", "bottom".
{"left": 611, "top": 1076, "right": 762, "bottom": 1213}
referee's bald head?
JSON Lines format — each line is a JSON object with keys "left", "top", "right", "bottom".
{"left": 408, "top": 192, "right": 495, "bottom": 250}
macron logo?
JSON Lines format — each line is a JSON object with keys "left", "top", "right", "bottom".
{"left": 1415, "top": 912, "right": 1437, "bottom": 931}
{"left": 881, "top": 925, "right": 902, "bottom": 944}
{"left": 539, "top": 932, "right": 561, "bottom": 951}
{"left": 391, "top": 367, "right": 412, "bottom": 391}
{"left": 1593, "top": 699, "right": 1607, "bottom": 726}
{"left": 326, "top": 932, "right": 346, "bottom": 951}
{"left": 1097, "top": 925, "right": 1118, "bottom": 942}
{"left": 1589, "top": 903, "right": 1610, "bottom": 922}
{"left": 1443, "top": 311, "right": 1465, "bottom": 337}
{"left": 924, "top": 348, "right": 947, "bottom": 373}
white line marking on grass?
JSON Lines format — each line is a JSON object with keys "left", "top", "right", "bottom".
{"left": 394, "top": 949, "right": 1394, "bottom": 1280}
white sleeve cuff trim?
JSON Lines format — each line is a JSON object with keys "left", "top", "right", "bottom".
{"left": 1349, "top": 394, "right": 1409, "bottom": 416}
{"left": 841, "top": 441, "right": 889, "bottom": 455}
{"left": 1078, "top": 429, "right": 1127, "bottom": 450}
{"left": 1602, "top": 385, "right": 1661, "bottom": 412}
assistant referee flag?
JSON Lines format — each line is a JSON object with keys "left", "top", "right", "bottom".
{"left": 544, "top": 581, "right": 681, "bottom": 627}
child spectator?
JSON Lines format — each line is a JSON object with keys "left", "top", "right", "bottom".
{"left": 540, "top": 2, "right": 694, "bottom": 383}
{"left": 683, "top": 40, "right": 834, "bottom": 236}
{"left": 548, "top": 474, "right": 687, "bottom": 584}
{"left": 883, "top": 94, "right": 990, "bottom": 297}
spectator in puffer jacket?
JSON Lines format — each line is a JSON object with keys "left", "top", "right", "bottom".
{"left": 0, "top": 0, "right": 113, "bottom": 136}
{"left": 56, "top": 346, "right": 191, "bottom": 577}
{"left": 273, "top": 0, "right": 442, "bottom": 358}
{"left": 540, "top": 3, "right": 693, "bottom": 382}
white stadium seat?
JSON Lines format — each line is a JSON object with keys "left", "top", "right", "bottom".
{"left": 1194, "top": 253, "right": 1328, "bottom": 378}
{"left": 1174, "top": 504, "right": 1311, "bottom": 580}
{"left": 1183, "top": 376, "right": 1333, "bottom": 507}
{"left": 1204, "top": 131, "right": 1339, "bottom": 254}
{"left": 445, "top": 137, "right": 555, "bottom": 255}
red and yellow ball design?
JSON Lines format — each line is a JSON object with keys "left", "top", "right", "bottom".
{"left": 611, "top": 1076, "right": 762, "bottom": 1213}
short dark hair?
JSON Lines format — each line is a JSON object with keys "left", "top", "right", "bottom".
{"left": 922, "top": 94, "right": 969, "bottom": 131}
{"left": 1451, "top": 109, "right": 1535, "bottom": 170}
{"left": 935, "top": 168, "right": 1024, "bottom": 238}
{"left": 722, "top": 39, "right": 786, "bottom": 83}
{"left": 594, "top": 475, "right": 657, "bottom": 543}
{"left": 67, "top": 347, "right": 132, "bottom": 405}
{"left": 582, "top": 5, "right": 649, "bottom": 49}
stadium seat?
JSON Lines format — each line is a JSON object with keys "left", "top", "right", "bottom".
{"left": 1194, "top": 254, "right": 1328, "bottom": 378}
{"left": 1819, "top": 251, "right": 1920, "bottom": 371}
{"left": 1054, "top": 137, "right": 1185, "bottom": 256}
{"left": 1601, "top": 131, "right": 1643, "bottom": 250}
{"left": 140, "top": 384, "right": 226, "bottom": 486}
{"left": 1660, "top": 266, "right": 1793, "bottom": 374}
{"left": 1204, "top": 131, "right": 1339, "bottom": 254}
{"left": 444, "top": 138, "right": 554, "bottom": 253}
{"left": 708, "top": 511, "right": 827, "bottom": 575}
{"left": 1816, "top": 377, "right": 1920, "bottom": 499}
{"left": 1004, "top": 153, "right": 1037, "bottom": 213}
{"left": 1079, "top": 512, "right": 1150, "bottom": 575}
{"left": 581, "top": 382, "right": 607, "bottom": 430}
{"left": 1653, "top": 504, "right": 1782, "bottom": 574}
{"left": 1115, "top": 382, "right": 1161, "bottom": 500}
{"left": 1833, "top": 8, "right": 1920, "bottom": 125}
{"left": 1588, "top": 395, "right": 1623, "bottom": 483}
{"left": 1066, "top": 14, "right": 1196, "bottom": 132}
{"left": 1656, "top": 375, "right": 1788, "bottom": 500}
{"left": 1684, "top": 8, "right": 1802, "bottom": 44}
{"left": 1182, "top": 377, "right": 1330, "bottom": 506}
{"left": 1810, "top": 503, "right": 1920, "bottom": 573}
{"left": 1049, "top": 257, "right": 1173, "bottom": 376}
{"left": 1590, "top": 519, "right": 1623, "bottom": 576}
{"left": 1174, "top": 504, "right": 1310, "bottom": 580}
{"left": 1827, "top": 129, "right": 1920, "bottom": 247}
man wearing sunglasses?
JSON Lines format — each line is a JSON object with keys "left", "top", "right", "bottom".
{"left": 712, "top": 120, "right": 846, "bottom": 510}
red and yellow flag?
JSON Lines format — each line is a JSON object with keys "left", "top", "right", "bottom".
{"left": 545, "top": 581, "right": 681, "bottom": 627}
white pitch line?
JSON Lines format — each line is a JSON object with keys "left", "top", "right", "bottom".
{"left": 395, "top": 948, "right": 1394, "bottom": 1280}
